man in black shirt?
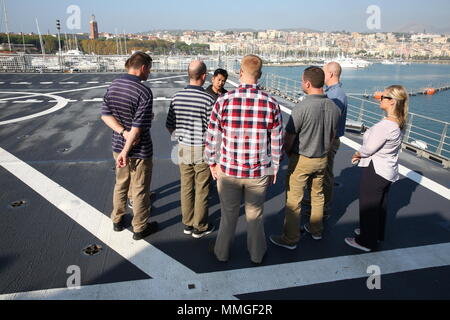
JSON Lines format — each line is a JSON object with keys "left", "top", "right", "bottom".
{"left": 206, "top": 68, "right": 228, "bottom": 101}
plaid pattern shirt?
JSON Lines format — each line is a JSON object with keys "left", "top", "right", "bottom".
{"left": 205, "top": 84, "right": 283, "bottom": 178}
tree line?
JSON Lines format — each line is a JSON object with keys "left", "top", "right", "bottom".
{"left": 0, "top": 33, "right": 210, "bottom": 55}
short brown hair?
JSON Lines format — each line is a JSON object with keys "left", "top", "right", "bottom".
{"left": 241, "top": 55, "right": 262, "bottom": 79}
{"left": 125, "top": 52, "right": 152, "bottom": 70}
{"left": 303, "top": 66, "right": 325, "bottom": 89}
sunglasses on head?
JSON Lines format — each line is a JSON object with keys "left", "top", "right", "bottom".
{"left": 381, "top": 95, "right": 394, "bottom": 101}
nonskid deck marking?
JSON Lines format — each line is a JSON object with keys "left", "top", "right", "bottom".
{"left": 0, "top": 91, "right": 68, "bottom": 126}
{"left": 12, "top": 99, "right": 44, "bottom": 103}
{"left": 0, "top": 74, "right": 188, "bottom": 103}
{"left": 82, "top": 98, "right": 103, "bottom": 102}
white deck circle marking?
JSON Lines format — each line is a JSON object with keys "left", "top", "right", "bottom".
{"left": 0, "top": 91, "right": 69, "bottom": 126}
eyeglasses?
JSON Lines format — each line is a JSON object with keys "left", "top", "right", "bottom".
{"left": 381, "top": 95, "right": 394, "bottom": 101}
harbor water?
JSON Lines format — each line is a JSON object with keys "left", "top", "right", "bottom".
{"left": 263, "top": 63, "right": 450, "bottom": 123}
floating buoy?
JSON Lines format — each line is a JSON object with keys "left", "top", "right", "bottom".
{"left": 373, "top": 91, "right": 383, "bottom": 100}
{"left": 425, "top": 88, "right": 436, "bottom": 95}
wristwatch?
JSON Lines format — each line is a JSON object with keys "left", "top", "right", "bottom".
{"left": 119, "top": 128, "right": 125, "bottom": 136}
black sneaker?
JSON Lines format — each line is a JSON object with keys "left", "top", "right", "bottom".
{"left": 192, "top": 224, "right": 215, "bottom": 239}
{"left": 269, "top": 235, "right": 297, "bottom": 250}
{"left": 133, "top": 222, "right": 158, "bottom": 240}
{"left": 113, "top": 220, "right": 124, "bottom": 232}
{"left": 184, "top": 225, "right": 194, "bottom": 235}
{"left": 303, "top": 224, "right": 323, "bottom": 240}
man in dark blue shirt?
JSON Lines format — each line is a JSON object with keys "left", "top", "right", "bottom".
{"left": 323, "top": 62, "right": 348, "bottom": 211}
{"left": 101, "top": 52, "right": 158, "bottom": 240}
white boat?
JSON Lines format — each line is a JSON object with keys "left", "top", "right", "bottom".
{"left": 325, "top": 56, "right": 369, "bottom": 69}
{"left": 381, "top": 59, "right": 396, "bottom": 65}
{"left": 381, "top": 58, "right": 410, "bottom": 65}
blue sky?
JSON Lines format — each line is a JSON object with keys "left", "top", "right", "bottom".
{"left": 3, "top": 0, "right": 450, "bottom": 34}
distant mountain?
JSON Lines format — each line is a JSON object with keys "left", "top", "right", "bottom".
{"left": 395, "top": 23, "right": 450, "bottom": 34}
{"left": 138, "top": 27, "right": 321, "bottom": 34}
{"left": 279, "top": 27, "right": 321, "bottom": 33}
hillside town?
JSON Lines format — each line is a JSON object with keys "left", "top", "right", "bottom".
{"left": 1, "top": 28, "right": 450, "bottom": 61}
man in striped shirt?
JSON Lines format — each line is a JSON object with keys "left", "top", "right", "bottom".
{"left": 166, "top": 60, "right": 216, "bottom": 238}
{"left": 205, "top": 55, "right": 283, "bottom": 264}
{"left": 101, "top": 52, "right": 158, "bottom": 241}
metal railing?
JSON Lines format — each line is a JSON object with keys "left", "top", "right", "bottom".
{"left": 347, "top": 95, "right": 450, "bottom": 160}
{"left": 0, "top": 53, "right": 241, "bottom": 73}
{"left": 259, "top": 73, "right": 450, "bottom": 163}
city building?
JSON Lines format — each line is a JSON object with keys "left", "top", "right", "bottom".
{"left": 89, "top": 15, "right": 99, "bottom": 40}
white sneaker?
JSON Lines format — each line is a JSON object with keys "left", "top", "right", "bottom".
{"left": 344, "top": 237, "right": 371, "bottom": 252}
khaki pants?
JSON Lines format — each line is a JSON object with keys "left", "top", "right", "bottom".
{"left": 178, "top": 144, "right": 211, "bottom": 232}
{"left": 282, "top": 154, "right": 327, "bottom": 244}
{"left": 303, "top": 138, "right": 340, "bottom": 208}
{"left": 214, "top": 167, "right": 270, "bottom": 263}
{"left": 323, "top": 138, "right": 341, "bottom": 207}
{"left": 111, "top": 152, "right": 152, "bottom": 233}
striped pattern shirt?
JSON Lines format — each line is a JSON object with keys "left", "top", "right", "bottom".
{"left": 166, "top": 85, "right": 215, "bottom": 146}
{"left": 205, "top": 84, "right": 284, "bottom": 178}
{"left": 101, "top": 74, "right": 153, "bottom": 159}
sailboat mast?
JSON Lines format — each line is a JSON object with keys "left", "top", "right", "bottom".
{"left": 123, "top": 30, "right": 127, "bottom": 55}
{"left": 2, "top": 0, "right": 12, "bottom": 51}
{"left": 35, "top": 18, "right": 45, "bottom": 56}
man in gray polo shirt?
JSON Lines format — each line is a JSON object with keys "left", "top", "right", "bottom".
{"left": 270, "top": 66, "right": 340, "bottom": 249}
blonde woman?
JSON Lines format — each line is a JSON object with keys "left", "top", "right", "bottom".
{"left": 345, "top": 85, "right": 409, "bottom": 252}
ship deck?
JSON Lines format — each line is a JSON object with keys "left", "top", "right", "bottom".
{"left": 0, "top": 72, "right": 449, "bottom": 300}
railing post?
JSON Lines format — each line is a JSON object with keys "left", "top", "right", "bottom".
{"left": 436, "top": 123, "right": 448, "bottom": 156}
{"left": 285, "top": 78, "right": 288, "bottom": 96}
{"left": 358, "top": 99, "right": 365, "bottom": 123}
{"left": 404, "top": 113, "right": 414, "bottom": 143}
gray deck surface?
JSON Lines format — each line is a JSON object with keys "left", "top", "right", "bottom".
{"left": 0, "top": 73, "right": 449, "bottom": 299}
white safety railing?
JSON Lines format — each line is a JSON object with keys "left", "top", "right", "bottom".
{"left": 259, "top": 73, "right": 450, "bottom": 161}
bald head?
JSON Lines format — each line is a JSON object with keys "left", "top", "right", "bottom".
{"left": 325, "top": 62, "right": 342, "bottom": 78}
{"left": 241, "top": 55, "right": 263, "bottom": 80}
{"left": 188, "top": 60, "right": 207, "bottom": 81}
{"left": 324, "top": 62, "right": 342, "bottom": 86}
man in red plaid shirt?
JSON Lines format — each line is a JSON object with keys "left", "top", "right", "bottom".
{"left": 205, "top": 55, "right": 283, "bottom": 264}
